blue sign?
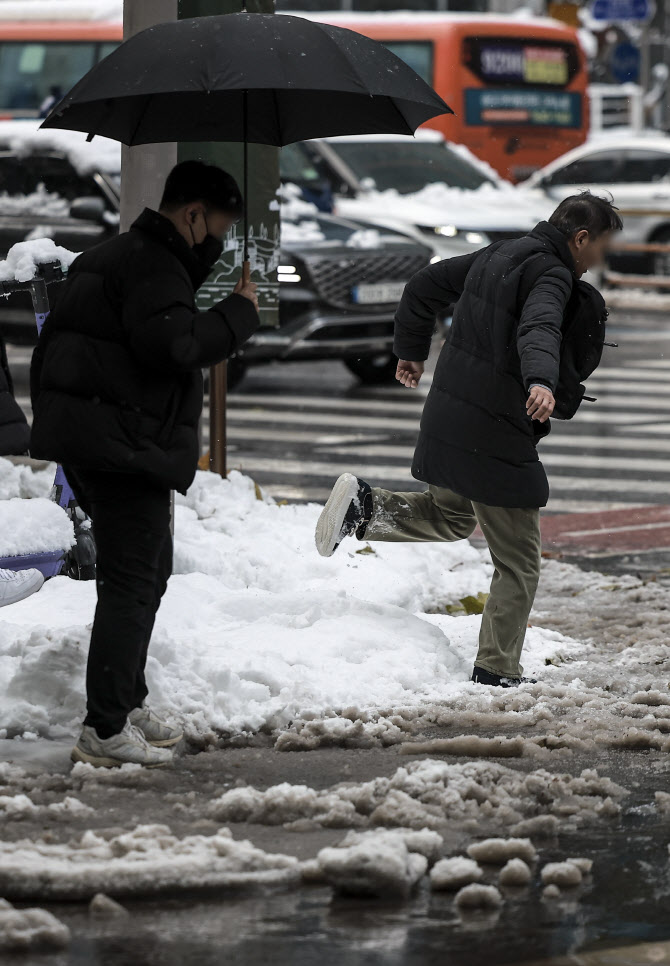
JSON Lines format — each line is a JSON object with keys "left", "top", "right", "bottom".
{"left": 610, "top": 41, "right": 641, "bottom": 82}
{"left": 591, "top": 0, "right": 652, "bottom": 21}
{"left": 464, "top": 89, "right": 582, "bottom": 129}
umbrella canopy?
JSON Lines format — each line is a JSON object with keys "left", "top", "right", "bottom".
{"left": 41, "top": 12, "right": 452, "bottom": 146}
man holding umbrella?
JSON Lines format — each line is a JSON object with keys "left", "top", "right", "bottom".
{"left": 31, "top": 160, "right": 259, "bottom": 768}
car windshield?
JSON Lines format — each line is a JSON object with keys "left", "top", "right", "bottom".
{"left": 329, "top": 140, "right": 495, "bottom": 194}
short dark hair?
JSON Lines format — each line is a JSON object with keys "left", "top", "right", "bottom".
{"left": 160, "top": 160, "right": 243, "bottom": 217}
{"left": 548, "top": 191, "right": 623, "bottom": 238}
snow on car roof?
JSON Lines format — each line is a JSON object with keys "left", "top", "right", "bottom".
{"left": 0, "top": 120, "right": 120, "bottom": 176}
{"left": 321, "top": 131, "right": 445, "bottom": 144}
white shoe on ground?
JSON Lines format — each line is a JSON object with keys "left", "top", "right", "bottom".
{"left": 70, "top": 720, "right": 174, "bottom": 768}
{"left": 128, "top": 701, "right": 183, "bottom": 747}
{"left": 0, "top": 567, "right": 44, "bottom": 607}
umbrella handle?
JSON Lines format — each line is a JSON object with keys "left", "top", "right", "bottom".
{"left": 242, "top": 260, "right": 251, "bottom": 285}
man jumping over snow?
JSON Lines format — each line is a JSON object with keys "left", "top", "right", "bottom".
{"left": 30, "top": 161, "right": 260, "bottom": 767}
{"left": 316, "top": 193, "right": 622, "bottom": 688}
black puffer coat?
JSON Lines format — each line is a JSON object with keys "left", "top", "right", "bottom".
{"left": 30, "top": 209, "right": 259, "bottom": 493}
{"left": 393, "top": 221, "right": 579, "bottom": 509}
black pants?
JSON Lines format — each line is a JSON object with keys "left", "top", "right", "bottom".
{"left": 64, "top": 466, "right": 173, "bottom": 739}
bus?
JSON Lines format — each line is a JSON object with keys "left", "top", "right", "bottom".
{"left": 312, "top": 13, "right": 590, "bottom": 183}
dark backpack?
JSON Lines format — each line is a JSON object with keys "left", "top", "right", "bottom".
{"left": 553, "top": 278, "right": 607, "bottom": 419}
{"left": 518, "top": 251, "right": 608, "bottom": 420}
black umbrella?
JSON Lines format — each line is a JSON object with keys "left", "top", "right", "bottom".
{"left": 42, "top": 11, "right": 452, "bottom": 270}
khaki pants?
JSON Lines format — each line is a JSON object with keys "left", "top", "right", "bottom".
{"left": 363, "top": 485, "right": 541, "bottom": 678}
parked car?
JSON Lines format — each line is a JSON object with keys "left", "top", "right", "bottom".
{"left": 0, "top": 126, "right": 432, "bottom": 386}
{"left": 280, "top": 131, "right": 548, "bottom": 259}
{"left": 519, "top": 135, "right": 670, "bottom": 275}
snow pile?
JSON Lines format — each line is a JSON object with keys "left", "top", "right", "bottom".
{"left": 0, "top": 497, "right": 74, "bottom": 556}
{"left": 0, "top": 793, "right": 92, "bottom": 820}
{"left": 0, "top": 238, "right": 78, "bottom": 284}
{"left": 88, "top": 893, "right": 129, "bottom": 919}
{"left": 0, "top": 458, "right": 55, "bottom": 500}
{"left": 346, "top": 228, "right": 382, "bottom": 249}
{"left": 498, "top": 858, "right": 532, "bottom": 886}
{"left": 0, "top": 824, "right": 301, "bottom": 900}
{"left": 466, "top": 838, "right": 537, "bottom": 865}
{"left": 430, "top": 856, "right": 483, "bottom": 890}
{"left": 206, "top": 759, "right": 627, "bottom": 834}
{"left": 0, "top": 185, "right": 69, "bottom": 218}
{"left": 0, "top": 900, "right": 70, "bottom": 952}
{"left": 280, "top": 218, "right": 326, "bottom": 245}
{"left": 540, "top": 860, "right": 583, "bottom": 888}
{"left": 454, "top": 883, "right": 503, "bottom": 909}
{"left": 0, "top": 121, "right": 121, "bottom": 177}
{"left": 316, "top": 827, "right": 438, "bottom": 897}
{"left": 371, "top": 179, "right": 520, "bottom": 213}
{"left": 0, "top": 460, "right": 647, "bottom": 745}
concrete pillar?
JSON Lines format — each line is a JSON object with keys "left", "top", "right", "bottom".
{"left": 119, "top": 0, "right": 178, "bottom": 232}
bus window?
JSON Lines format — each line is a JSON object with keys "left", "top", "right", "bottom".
{"left": 381, "top": 41, "right": 434, "bottom": 86}
{"left": 0, "top": 41, "right": 118, "bottom": 115}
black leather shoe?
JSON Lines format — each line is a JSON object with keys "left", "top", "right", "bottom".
{"left": 471, "top": 666, "right": 537, "bottom": 687}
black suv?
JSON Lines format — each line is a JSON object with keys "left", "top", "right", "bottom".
{"left": 0, "top": 138, "right": 431, "bottom": 387}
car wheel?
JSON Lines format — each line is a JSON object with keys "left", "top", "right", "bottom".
{"left": 344, "top": 354, "right": 398, "bottom": 384}
{"left": 652, "top": 228, "right": 670, "bottom": 276}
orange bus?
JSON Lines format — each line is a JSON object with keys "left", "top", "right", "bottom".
{"left": 314, "top": 13, "right": 590, "bottom": 183}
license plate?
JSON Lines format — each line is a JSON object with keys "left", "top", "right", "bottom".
{"left": 351, "top": 281, "right": 406, "bottom": 305}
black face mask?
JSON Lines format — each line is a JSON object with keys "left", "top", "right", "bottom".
{"left": 189, "top": 213, "right": 224, "bottom": 269}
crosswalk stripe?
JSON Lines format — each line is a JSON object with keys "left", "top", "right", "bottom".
{"left": 311, "top": 442, "right": 670, "bottom": 475}
{"left": 207, "top": 408, "right": 656, "bottom": 432}
{"left": 224, "top": 455, "right": 670, "bottom": 496}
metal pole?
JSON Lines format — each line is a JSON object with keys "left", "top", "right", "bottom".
{"left": 208, "top": 86, "right": 250, "bottom": 478}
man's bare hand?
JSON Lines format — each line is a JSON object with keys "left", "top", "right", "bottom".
{"left": 396, "top": 359, "right": 424, "bottom": 389}
{"left": 526, "top": 385, "right": 555, "bottom": 423}
{"left": 234, "top": 276, "right": 259, "bottom": 312}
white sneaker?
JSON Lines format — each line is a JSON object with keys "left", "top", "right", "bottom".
{"left": 315, "top": 474, "right": 372, "bottom": 557}
{"left": 128, "top": 701, "right": 183, "bottom": 748}
{"left": 0, "top": 567, "right": 44, "bottom": 607}
{"left": 71, "top": 720, "right": 174, "bottom": 768}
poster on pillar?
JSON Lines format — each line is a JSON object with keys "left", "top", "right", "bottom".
{"left": 178, "top": 0, "right": 280, "bottom": 327}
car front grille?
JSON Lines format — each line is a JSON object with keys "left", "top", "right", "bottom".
{"left": 303, "top": 251, "right": 428, "bottom": 309}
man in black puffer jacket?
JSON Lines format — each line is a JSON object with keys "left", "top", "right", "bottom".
{"left": 30, "top": 160, "right": 260, "bottom": 768}
{"left": 316, "top": 193, "right": 622, "bottom": 688}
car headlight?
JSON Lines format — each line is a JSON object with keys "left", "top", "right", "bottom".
{"left": 277, "top": 264, "right": 301, "bottom": 282}
{"left": 418, "top": 225, "right": 487, "bottom": 245}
